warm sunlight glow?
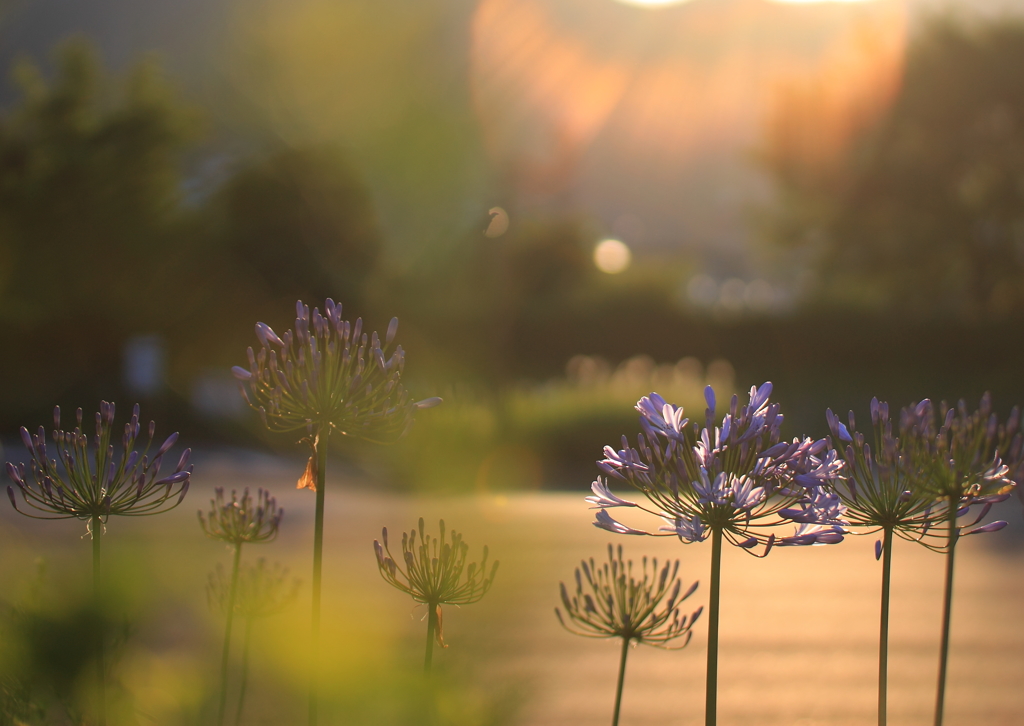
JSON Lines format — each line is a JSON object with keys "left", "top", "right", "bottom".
{"left": 612, "top": 0, "right": 693, "bottom": 6}
{"left": 594, "top": 239, "right": 632, "bottom": 274}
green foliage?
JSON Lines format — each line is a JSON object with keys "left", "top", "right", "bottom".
{"left": 0, "top": 41, "right": 199, "bottom": 417}
{"left": 761, "top": 17, "right": 1024, "bottom": 319}
{"left": 210, "top": 146, "right": 382, "bottom": 310}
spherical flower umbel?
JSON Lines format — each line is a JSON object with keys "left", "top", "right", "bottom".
{"left": 374, "top": 518, "right": 498, "bottom": 669}
{"left": 233, "top": 298, "right": 441, "bottom": 441}
{"left": 199, "top": 488, "right": 283, "bottom": 546}
{"left": 823, "top": 401, "right": 954, "bottom": 551}
{"left": 556, "top": 544, "right": 702, "bottom": 648}
{"left": 901, "top": 395, "right": 1019, "bottom": 531}
{"left": 6, "top": 402, "right": 192, "bottom": 524}
{"left": 593, "top": 383, "right": 844, "bottom": 552}
{"left": 887, "top": 394, "right": 1021, "bottom": 726}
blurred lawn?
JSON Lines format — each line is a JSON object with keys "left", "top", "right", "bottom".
{"left": 2, "top": 456, "right": 1023, "bottom": 725}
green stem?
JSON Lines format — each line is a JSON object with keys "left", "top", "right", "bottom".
{"left": 217, "top": 542, "right": 243, "bottom": 726}
{"left": 424, "top": 604, "right": 438, "bottom": 673}
{"left": 611, "top": 636, "right": 631, "bottom": 726}
{"left": 309, "top": 426, "right": 329, "bottom": 726}
{"left": 933, "top": 499, "right": 959, "bottom": 726}
{"left": 92, "top": 514, "right": 106, "bottom": 726}
{"left": 235, "top": 617, "right": 254, "bottom": 726}
{"left": 879, "top": 526, "right": 894, "bottom": 726}
{"left": 705, "top": 527, "right": 723, "bottom": 726}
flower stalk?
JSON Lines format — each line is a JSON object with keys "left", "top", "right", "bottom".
{"left": 591, "top": 383, "right": 842, "bottom": 726}
{"left": 878, "top": 526, "right": 894, "bottom": 726}
{"left": 236, "top": 299, "right": 439, "bottom": 725}
{"left": 5, "top": 402, "right": 191, "bottom": 726}
{"left": 199, "top": 488, "right": 283, "bottom": 726}
{"left": 705, "top": 527, "right": 722, "bottom": 726}
{"left": 555, "top": 544, "right": 701, "bottom": 726}
{"left": 898, "top": 395, "right": 1021, "bottom": 726}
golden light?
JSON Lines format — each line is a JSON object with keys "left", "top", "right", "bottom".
{"left": 611, "top": 0, "right": 693, "bottom": 6}
{"left": 593, "top": 239, "right": 632, "bottom": 274}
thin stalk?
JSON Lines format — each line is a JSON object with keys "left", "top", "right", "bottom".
{"left": 92, "top": 514, "right": 106, "bottom": 726}
{"left": 705, "top": 527, "right": 723, "bottom": 726}
{"left": 217, "top": 542, "right": 244, "bottom": 726}
{"left": 611, "top": 636, "right": 631, "bottom": 726}
{"left": 878, "top": 526, "right": 894, "bottom": 726}
{"left": 309, "top": 426, "right": 330, "bottom": 726}
{"left": 424, "top": 603, "right": 438, "bottom": 672}
{"left": 933, "top": 498, "right": 959, "bottom": 726}
{"left": 235, "top": 617, "right": 254, "bottom": 726}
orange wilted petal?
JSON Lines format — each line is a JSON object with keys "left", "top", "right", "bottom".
{"left": 435, "top": 604, "right": 447, "bottom": 649}
{"left": 297, "top": 456, "right": 316, "bottom": 492}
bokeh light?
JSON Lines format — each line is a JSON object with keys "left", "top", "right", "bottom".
{"left": 593, "top": 238, "right": 632, "bottom": 274}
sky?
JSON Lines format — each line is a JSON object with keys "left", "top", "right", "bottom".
{"left": 1, "top": 0, "right": 1022, "bottom": 276}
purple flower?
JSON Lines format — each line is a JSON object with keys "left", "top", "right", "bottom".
{"left": 901, "top": 395, "right": 1020, "bottom": 532}
{"left": 199, "top": 488, "right": 283, "bottom": 545}
{"left": 586, "top": 478, "right": 637, "bottom": 509}
{"left": 592, "top": 382, "right": 842, "bottom": 554}
{"left": 235, "top": 299, "right": 440, "bottom": 442}
{"left": 594, "top": 509, "right": 649, "bottom": 536}
{"left": 658, "top": 514, "right": 708, "bottom": 543}
{"left": 5, "top": 403, "right": 191, "bottom": 525}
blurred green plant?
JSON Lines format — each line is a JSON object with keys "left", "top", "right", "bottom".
{"left": 0, "top": 560, "right": 131, "bottom": 726}
{"left": 0, "top": 40, "right": 199, "bottom": 416}
{"left": 366, "top": 354, "right": 735, "bottom": 492}
{"left": 207, "top": 558, "right": 299, "bottom": 726}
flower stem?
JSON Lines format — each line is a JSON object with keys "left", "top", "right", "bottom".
{"left": 705, "top": 527, "right": 723, "bottom": 726}
{"left": 309, "top": 426, "right": 330, "bottom": 726}
{"left": 235, "top": 617, "right": 254, "bottom": 726}
{"left": 218, "top": 542, "right": 243, "bottom": 726}
{"left": 424, "top": 603, "right": 438, "bottom": 673}
{"left": 878, "top": 526, "right": 894, "bottom": 726}
{"left": 612, "top": 636, "right": 631, "bottom": 726}
{"left": 92, "top": 514, "right": 106, "bottom": 726}
{"left": 933, "top": 499, "right": 959, "bottom": 726}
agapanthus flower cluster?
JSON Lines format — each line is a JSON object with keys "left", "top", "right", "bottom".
{"left": 232, "top": 299, "right": 440, "bottom": 441}
{"left": 6, "top": 402, "right": 192, "bottom": 523}
{"left": 901, "top": 395, "right": 1020, "bottom": 531}
{"left": 821, "top": 399, "right": 1004, "bottom": 553}
{"left": 592, "top": 383, "right": 843, "bottom": 552}
{"left": 556, "top": 544, "right": 702, "bottom": 648}
{"left": 374, "top": 518, "right": 498, "bottom": 612}
{"left": 199, "top": 488, "right": 283, "bottom": 545}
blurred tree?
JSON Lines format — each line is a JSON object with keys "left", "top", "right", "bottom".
{"left": 0, "top": 40, "right": 198, "bottom": 416}
{"left": 211, "top": 145, "right": 381, "bottom": 309}
{"left": 760, "top": 18, "right": 1024, "bottom": 320}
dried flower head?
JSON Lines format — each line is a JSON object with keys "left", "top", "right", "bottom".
{"left": 207, "top": 558, "right": 300, "bottom": 619}
{"left": 374, "top": 518, "right": 498, "bottom": 608}
{"left": 556, "top": 544, "right": 702, "bottom": 648}
{"left": 6, "top": 402, "right": 191, "bottom": 524}
{"left": 198, "top": 488, "right": 283, "bottom": 545}
{"left": 374, "top": 518, "right": 498, "bottom": 652}
{"left": 593, "top": 383, "right": 844, "bottom": 552}
{"left": 232, "top": 298, "right": 441, "bottom": 441}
